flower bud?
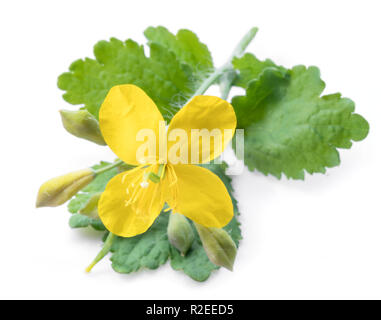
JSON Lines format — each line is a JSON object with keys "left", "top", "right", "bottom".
{"left": 167, "top": 213, "right": 194, "bottom": 255}
{"left": 195, "top": 224, "right": 237, "bottom": 271}
{"left": 36, "top": 169, "right": 95, "bottom": 208}
{"left": 59, "top": 109, "right": 106, "bottom": 145}
{"left": 79, "top": 192, "right": 102, "bottom": 219}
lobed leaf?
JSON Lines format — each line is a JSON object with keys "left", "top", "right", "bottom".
{"left": 232, "top": 53, "right": 283, "bottom": 88}
{"left": 232, "top": 59, "right": 369, "bottom": 179}
{"left": 110, "top": 213, "right": 171, "bottom": 273}
{"left": 69, "top": 214, "right": 106, "bottom": 231}
{"left": 58, "top": 27, "right": 214, "bottom": 122}
{"left": 144, "top": 26, "right": 213, "bottom": 84}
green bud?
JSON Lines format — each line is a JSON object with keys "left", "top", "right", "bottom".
{"left": 79, "top": 192, "right": 102, "bottom": 219}
{"left": 167, "top": 213, "right": 195, "bottom": 255}
{"left": 59, "top": 109, "right": 106, "bottom": 145}
{"left": 36, "top": 169, "right": 95, "bottom": 208}
{"left": 195, "top": 223, "right": 237, "bottom": 271}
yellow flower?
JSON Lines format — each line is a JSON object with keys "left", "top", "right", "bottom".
{"left": 98, "top": 84, "right": 237, "bottom": 237}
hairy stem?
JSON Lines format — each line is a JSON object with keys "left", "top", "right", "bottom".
{"left": 229, "top": 27, "right": 258, "bottom": 61}
{"left": 192, "top": 27, "right": 258, "bottom": 98}
{"left": 219, "top": 69, "right": 237, "bottom": 100}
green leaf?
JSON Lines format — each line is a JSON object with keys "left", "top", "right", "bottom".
{"left": 67, "top": 161, "right": 119, "bottom": 230}
{"left": 58, "top": 27, "right": 214, "bottom": 121}
{"left": 232, "top": 53, "right": 283, "bottom": 88}
{"left": 82, "top": 161, "right": 119, "bottom": 193}
{"left": 144, "top": 26, "right": 213, "bottom": 83}
{"left": 67, "top": 193, "right": 92, "bottom": 214}
{"left": 69, "top": 214, "right": 106, "bottom": 231}
{"left": 232, "top": 65, "right": 369, "bottom": 179}
{"left": 110, "top": 212, "right": 170, "bottom": 273}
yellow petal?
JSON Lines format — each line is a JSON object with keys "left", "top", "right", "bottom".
{"left": 166, "top": 164, "right": 233, "bottom": 228}
{"left": 167, "top": 96, "right": 236, "bottom": 164}
{"left": 98, "top": 166, "right": 166, "bottom": 237}
{"left": 99, "top": 85, "right": 164, "bottom": 165}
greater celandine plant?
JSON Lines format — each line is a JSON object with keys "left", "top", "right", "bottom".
{"left": 36, "top": 27, "right": 369, "bottom": 282}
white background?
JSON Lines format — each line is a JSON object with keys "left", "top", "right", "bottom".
{"left": 0, "top": 0, "right": 380, "bottom": 300}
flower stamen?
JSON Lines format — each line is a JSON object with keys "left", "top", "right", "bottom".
{"left": 123, "top": 164, "right": 167, "bottom": 209}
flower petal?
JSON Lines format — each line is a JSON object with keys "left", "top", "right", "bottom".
{"left": 166, "top": 164, "right": 233, "bottom": 228}
{"left": 99, "top": 84, "right": 164, "bottom": 165}
{"left": 98, "top": 166, "right": 166, "bottom": 237}
{"left": 167, "top": 96, "right": 236, "bottom": 164}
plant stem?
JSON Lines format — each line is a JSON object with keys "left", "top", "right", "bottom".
{"left": 229, "top": 27, "right": 258, "bottom": 61}
{"left": 219, "top": 69, "right": 237, "bottom": 100}
{"left": 85, "top": 232, "right": 115, "bottom": 273}
{"left": 93, "top": 159, "right": 124, "bottom": 175}
{"left": 192, "top": 64, "right": 231, "bottom": 97}
{"left": 192, "top": 27, "right": 258, "bottom": 98}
